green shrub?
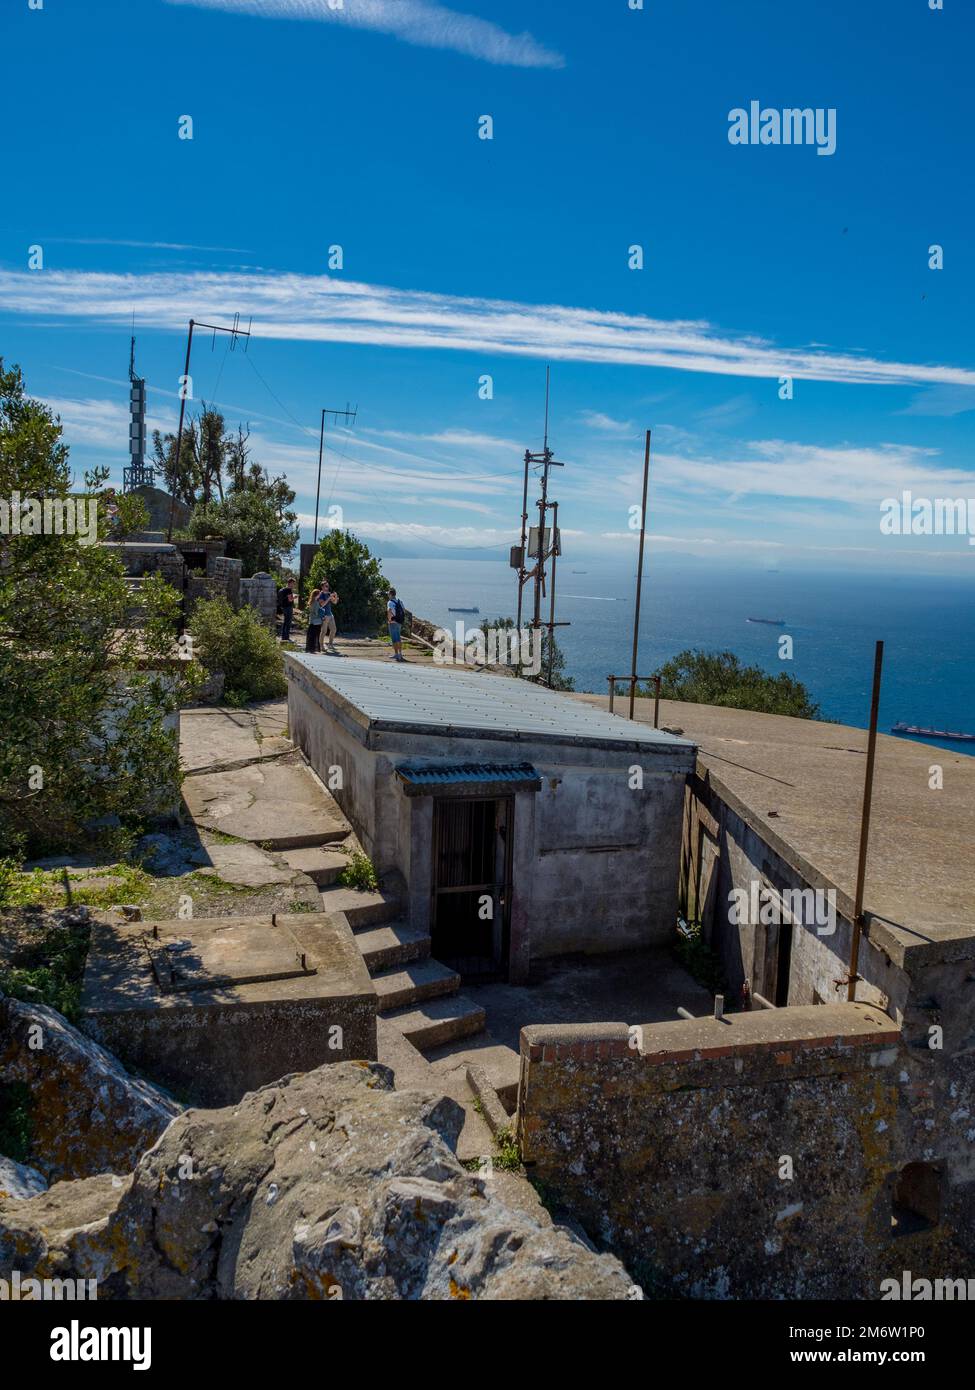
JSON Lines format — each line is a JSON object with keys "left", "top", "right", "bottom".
{"left": 337, "top": 851, "right": 378, "bottom": 892}
{"left": 188, "top": 595, "right": 287, "bottom": 704}
{"left": 0, "top": 914, "right": 91, "bottom": 1022}
{"left": 493, "top": 1129, "right": 522, "bottom": 1172}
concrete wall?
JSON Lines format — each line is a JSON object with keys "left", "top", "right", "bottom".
{"left": 287, "top": 676, "right": 379, "bottom": 860}
{"left": 81, "top": 914, "right": 377, "bottom": 1108}
{"left": 239, "top": 571, "right": 278, "bottom": 627}
{"left": 531, "top": 763, "right": 689, "bottom": 957}
{"left": 686, "top": 776, "right": 909, "bottom": 1018}
{"left": 517, "top": 1000, "right": 975, "bottom": 1298}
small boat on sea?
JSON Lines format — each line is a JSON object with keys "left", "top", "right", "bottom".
{"left": 891, "top": 722, "right": 975, "bottom": 743}
{"left": 747, "top": 617, "right": 786, "bottom": 625}
{"left": 448, "top": 606, "right": 479, "bottom": 614}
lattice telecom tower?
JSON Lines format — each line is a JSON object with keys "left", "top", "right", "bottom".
{"left": 123, "top": 336, "right": 156, "bottom": 492}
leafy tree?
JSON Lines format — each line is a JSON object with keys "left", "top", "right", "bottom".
{"left": 479, "top": 616, "right": 575, "bottom": 691}
{"left": 187, "top": 488, "right": 298, "bottom": 575}
{"left": 162, "top": 408, "right": 298, "bottom": 573}
{"left": 151, "top": 418, "right": 198, "bottom": 508}
{"left": 152, "top": 403, "right": 227, "bottom": 508}
{"left": 0, "top": 362, "right": 201, "bottom": 859}
{"left": 188, "top": 596, "right": 287, "bottom": 704}
{"left": 307, "top": 530, "right": 389, "bottom": 632}
{"left": 646, "top": 649, "right": 820, "bottom": 718}
{"left": 111, "top": 491, "right": 150, "bottom": 540}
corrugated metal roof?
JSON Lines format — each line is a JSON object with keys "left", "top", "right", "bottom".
{"left": 288, "top": 655, "right": 693, "bottom": 751}
{"left": 396, "top": 761, "right": 540, "bottom": 788}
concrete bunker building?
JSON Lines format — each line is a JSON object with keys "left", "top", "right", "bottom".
{"left": 285, "top": 653, "right": 696, "bottom": 982}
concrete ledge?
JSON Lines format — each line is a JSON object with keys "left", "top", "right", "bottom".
{"left": 520, "top": 1004, "right": 899, "bottom": 1067}
{"left": 634, "top": 1001, "right": 899, "bottom": 1063}
{"left": 521, "top": 1022, "right": 631, "bottom": 1062}
{"left": 466, "top": 1064, "right": 511, "bottom": 1136}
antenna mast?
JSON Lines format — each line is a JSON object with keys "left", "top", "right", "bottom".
{"left": 510, "top": 367, "right": 569, "bottom": 686}
{"left": 313, "top": 403, "right": 358, "bottom": 543}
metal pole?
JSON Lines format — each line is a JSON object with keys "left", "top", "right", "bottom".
{"left": 516, "top": 449, "right": 530, "bottom": 632}
{"left": 847, "top": 640, "right": 884, "bottom": 1002}
{"left": 534, "top": 458, "right": 549, "bottom": 628}
{"left": 628, "top": 429, "right": 651, "bottom": 719}
{"left": 168, "top": 319, "right": 195, "bottom": 541}
{"left": 313, "top": 408, "right": 325, "bottom": 545}
{"left": 547, "top": 500, "right": 558, "bottom": 686}
{"left": 607, "top": 676, "right": 615, "bottom": 714}
{"left": 653, "top": 675, "right": 661, "bottom": 729}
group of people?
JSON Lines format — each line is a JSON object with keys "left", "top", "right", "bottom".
{"left": 277, "top": 578, "right": 407, "bottom": 662}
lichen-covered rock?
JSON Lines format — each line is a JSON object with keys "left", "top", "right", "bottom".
{"left": 0, "top": 1157, "right": 47, "bottom": 1201}
{"left": 0, "top": 993, "right": 181, "bottom": 1183}
{"left": 0, "top": 1062, "right": 634, "bottom": 1300}
{"left": 0, "top": 1173, "right": 127, "bottom": 1287}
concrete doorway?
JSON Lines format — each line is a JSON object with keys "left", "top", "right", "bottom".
{"left": 431, "top": 796, "right": 512, "bottom": 981}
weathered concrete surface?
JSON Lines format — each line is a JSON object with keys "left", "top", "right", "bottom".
{"left": 0, "top": 1062, "right": 635, "bottom": 1300}
{"left": 0, "top": 1158, "right": 47, "bottom": 1201}
{"left": 183, "top": 754, "right": 350, "bottom": 849}
{"left": 195, "top": 838, "right": 303, "bottom": 889}
{"left": 180, "top": 703, "right": 291, "bottom": 774}
{"left": 0, "top": 994, "right": 180, "bottom": 1183}
{"left": 574, "top": 692, "right": 975, "bottom": 943}
{"left": 80, "top": 912, "right": 377, "bottom": 1106}
{"left": 517, "top": 1002, "right": 975, "bottom": 1299}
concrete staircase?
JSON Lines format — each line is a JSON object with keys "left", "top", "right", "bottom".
{"left": 321, "top": 875, "right": 487, "bottom": 1046}
{"left": 319, "top": 875, "right": 504, "bottom": 1161}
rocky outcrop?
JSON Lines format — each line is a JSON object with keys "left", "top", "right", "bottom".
{"left": 0, "top": 1061, "right": 635, "bottom": 1300}
{"left": 0, "top": 1157, "right": 47, "bottom": 1201}
{"left": 0, "top": 993, "right": 181, "bottom": 1183}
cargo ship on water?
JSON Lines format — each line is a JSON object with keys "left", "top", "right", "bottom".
{"left": 891, "top": 722, "right": 975, "bottom": 744}
{"left": 747, "top": 617, "right": 786, "bottom": 625}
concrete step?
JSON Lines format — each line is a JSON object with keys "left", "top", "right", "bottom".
{"left": 372, "top": 959, "right": 461, "bottom": 1013}
{"left": 424, "top": 1040, "right": 522, "bottom": 1115}
{"left": 384, "top": 995, "right": 486, "bottom": 1052}
{"left": 280, "top": 843, "right": 351, "bottom": 887}
{"left": 262, "top": 826, "right": 350, "bottom": 852}
{"left": 354, "top": 920, "right": 431, "bottom": 971}
{"left": 318, "top": 881, "right": 403, "bottom": 928}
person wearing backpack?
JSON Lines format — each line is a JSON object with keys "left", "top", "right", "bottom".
{"left": 277, "top": 577, "right": 296, "bottom": 642}
{"left": 387, "top": 587, "right": 406, "bottom": 662}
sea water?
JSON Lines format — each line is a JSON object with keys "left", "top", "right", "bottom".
{"left": 385, "top": 555, "right": 975, "bottom": 756}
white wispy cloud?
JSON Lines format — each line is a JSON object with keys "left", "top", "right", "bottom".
{"left": 650, "top": 440, "right": 975, "bottom": 508}
{"left": 165, "top": 0, "right": 564, "bottom": 68}
{"left": 41, "top": 395, "right": 175, "bottom": 448}
{"left": 5, "top": 267, "right": 975, "bottom": 388}
{"left": 48, "top": 238, "right": 250, "bottom": 254}
{"left": 579, "top": 410, "right": 635, "bottom": 435}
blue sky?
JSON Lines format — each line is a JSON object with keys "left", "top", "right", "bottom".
{"left": 3, "top": 0, "right": 975, "bottom": 572}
